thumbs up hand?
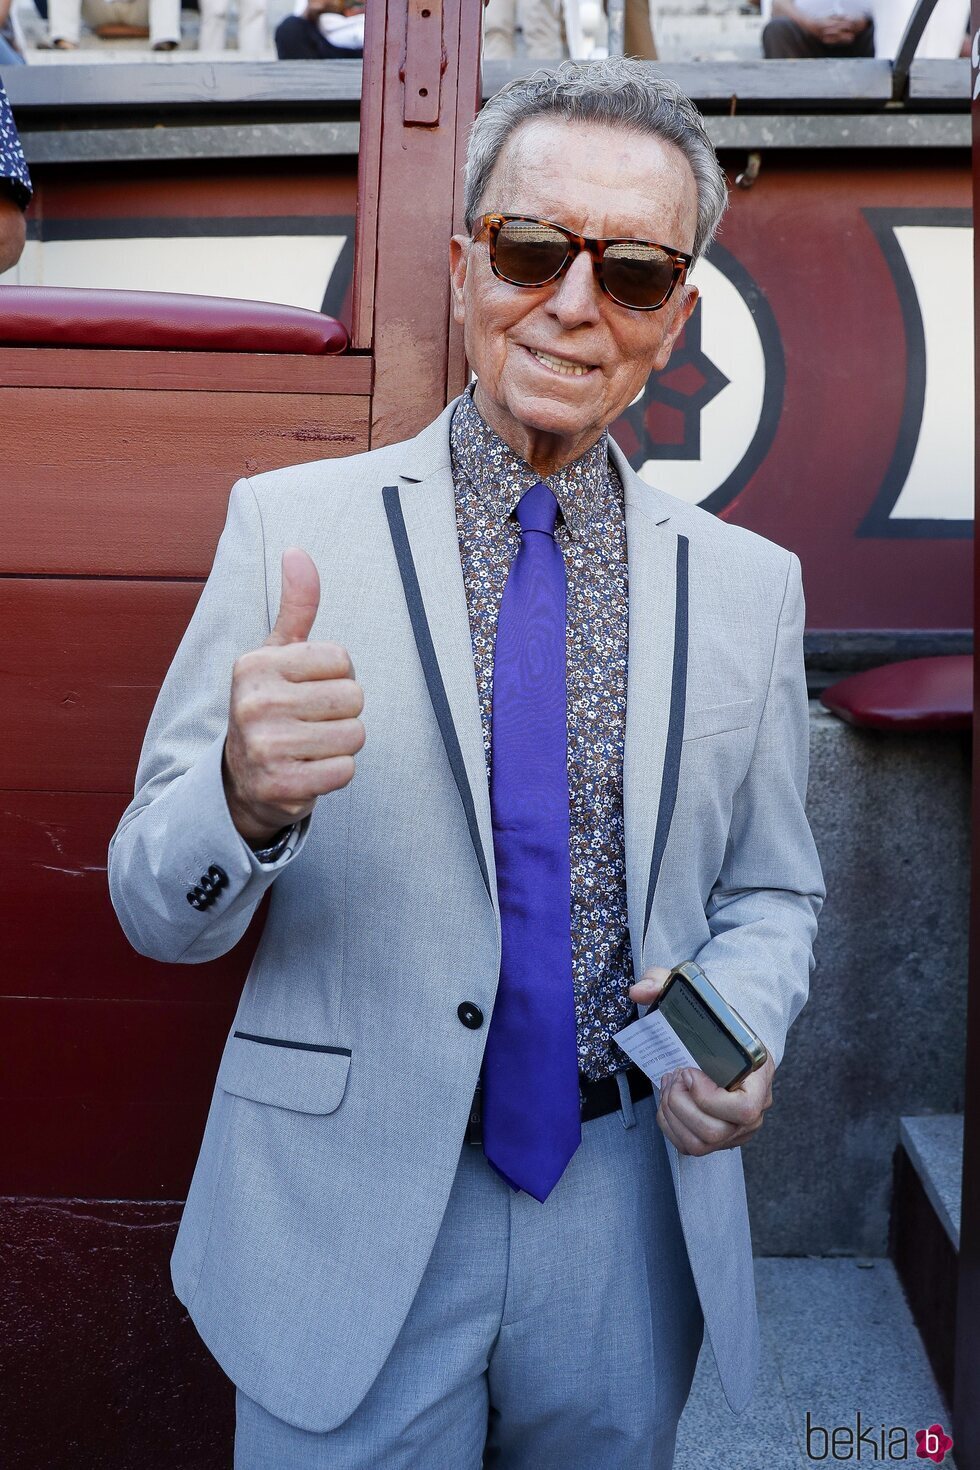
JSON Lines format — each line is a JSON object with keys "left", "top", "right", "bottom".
{"left": 222, "top": 547, "right": 365, "bottom": 847}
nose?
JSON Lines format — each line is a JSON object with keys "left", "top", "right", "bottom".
{"left": 547, "top": 247, "right": 603, "bottom": 326}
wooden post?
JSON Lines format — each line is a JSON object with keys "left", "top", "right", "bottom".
{"left": 955, "top": 4, "right": 980, "bottom": 1462}
{"left": 351, "top": 0, "right": 484, "bottom": 448}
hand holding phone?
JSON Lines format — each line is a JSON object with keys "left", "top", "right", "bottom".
{"left": 652, "top": 961, "right": 768, "bottom": 1091}
{"left": 626, "top": 961, "right": 774, "bottom": 1156}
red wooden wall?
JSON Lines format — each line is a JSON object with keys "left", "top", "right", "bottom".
{"left": 1, "top": 4, "right": 485, "bottom": 1465}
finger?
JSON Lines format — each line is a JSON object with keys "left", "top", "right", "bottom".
{"left": 657, "top": 1097, "right": 717, "bottom": 1156}
{"left": 681, "top": 1068, "right": 764, "bottom": 1128}
{"left": 266, "top": 548, "right": 321, "bottom": 648}
{"left": 628, "top": 964, "right": 671, "bottom": 1004}
{"left": 256, "top": 718, "right": 366, "bottom": 763}
{"left": 280, "top": 678, "right": 364, "bottom": 721}
{"left": 269, "top": 641, "right": 355, "bottom": 684}
{"left": 664, "top": 1087, "right": 740, "bottom": 1152}
{"left": 259, "top": 754, "right": 359, "bottom": 803}
{"left": 661, "top": 1081, "right": 738, "bottom": 1150}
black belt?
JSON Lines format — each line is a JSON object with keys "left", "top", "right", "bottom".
{"left": 464, "top": 1064, "right": 653, "bottom": 1147}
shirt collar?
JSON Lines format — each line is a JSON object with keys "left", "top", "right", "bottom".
{"left": 449, "top": 381, "right": 609, "bottom": 539}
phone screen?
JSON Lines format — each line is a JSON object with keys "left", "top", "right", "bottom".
{"left": 659, "top": 977, "right": 748, "bottom": 1088}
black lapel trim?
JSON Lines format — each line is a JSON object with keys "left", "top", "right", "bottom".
{"left": 382, "top": 484, "right": 492, "bottom": 901}
{"left": 234, "top": 1031, "right": 352, "bottom": 1057}
{"left": 643, "top": 534, "right": 690, "bottom": 936}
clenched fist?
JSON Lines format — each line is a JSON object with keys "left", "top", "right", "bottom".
{"left": 222, "top": 547, "right": 365, "bottom": 847}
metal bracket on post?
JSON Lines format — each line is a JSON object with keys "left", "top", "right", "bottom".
{"left": 401, "top": 0, "right": 446, "bottom": 126}
{"left": 891, "top": 0, "right": 941, "bottom": 101}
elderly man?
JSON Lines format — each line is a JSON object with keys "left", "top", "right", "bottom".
{"left": 109, "top": 57, "right": 823, "bottom": 1470}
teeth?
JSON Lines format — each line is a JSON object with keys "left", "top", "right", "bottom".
{"left": 530, "top": 349, "right": 592, "bottom": 376}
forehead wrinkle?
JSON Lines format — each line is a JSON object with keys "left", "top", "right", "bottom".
{"left": 487, "top": 126, "right": 697, "bottom": 249}
{"left": 497, "top": 203, "right": 678, "bottom": 244}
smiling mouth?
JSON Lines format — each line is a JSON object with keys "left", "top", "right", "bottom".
{"left": 524, "top": 346, "right": 597, "bottom": 377}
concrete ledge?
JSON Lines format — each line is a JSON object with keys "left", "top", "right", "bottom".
{"left": 744, "top": 707, "right": 970, "bottom": 1257}
{"left": 900, "top": 1114, "right": 963, "bottom": 1250}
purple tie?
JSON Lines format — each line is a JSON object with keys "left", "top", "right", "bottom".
{"left": 481, "top": 481, "right": 582, "bottom": 1203}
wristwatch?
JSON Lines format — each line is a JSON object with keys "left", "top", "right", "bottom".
{"left": 250, "top": 824, "right": 297, "bottom": 865}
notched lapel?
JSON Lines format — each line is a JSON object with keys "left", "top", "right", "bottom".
{"left": 620, "top": 465, "right": 690, "bottom": 976}
{"left": 382, "top": 474, "right": 498, "bottom": 918}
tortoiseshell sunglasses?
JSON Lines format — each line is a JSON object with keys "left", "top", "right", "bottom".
{"left": 473, "top": 213, "right": 693, "bottom": 312}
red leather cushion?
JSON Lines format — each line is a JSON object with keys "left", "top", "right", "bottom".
{"left": 0, "top": 286, "right": 348, "bottom": 354}
{"left": 820, "top": 655, "right": 972, "bottom": 731}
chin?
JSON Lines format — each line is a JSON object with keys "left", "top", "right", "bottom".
{"left": 504, "top": 387, "right": 593, "bottom": 436}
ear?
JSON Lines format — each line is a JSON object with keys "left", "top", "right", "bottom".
{"left": 449, "top": 235, "right": 469, "bottom": 327}
{"left": 651, "top": 283, "right": 699, "bottom": 373}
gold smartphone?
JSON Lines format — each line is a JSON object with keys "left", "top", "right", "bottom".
{"left": 653, "top": 960, "right": 768, "bottom": 1091}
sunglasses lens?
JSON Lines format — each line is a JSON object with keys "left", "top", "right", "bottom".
{"left": 494, "top": 220, "right": 570, "bottom": 285}
{"left": 602, "top": 241, "right": 677, "bottom": 308}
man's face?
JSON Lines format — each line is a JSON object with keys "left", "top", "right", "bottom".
{"left": 449, "top": 115, "right": 702, "bottom": 471}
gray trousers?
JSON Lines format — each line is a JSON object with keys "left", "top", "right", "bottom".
{"left": 762, "top": 16, "right": 874, "bottom": 57}
{"left": 235, "top": 1089, "right": 704, "bottom": 1469}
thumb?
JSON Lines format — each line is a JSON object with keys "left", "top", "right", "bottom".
{"left": 266, "top": 547, "right": 320, "bottom": 647}
{"left": 628, "top": 965, "right": 671, "bottom": 1005}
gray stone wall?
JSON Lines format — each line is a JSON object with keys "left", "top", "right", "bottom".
{"left": 743, "top": 706, "right": 971, "bottom": 1257}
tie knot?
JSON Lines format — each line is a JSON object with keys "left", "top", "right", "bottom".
{"left": 515, "top": 481, "right": 559, "bottom": 537}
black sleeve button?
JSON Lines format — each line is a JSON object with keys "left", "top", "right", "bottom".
{"left": 186, "top": 864, "right": 228, "bottom": 911}
{"left": 457, "top": 1002, "right": 484, "bottom": 1030}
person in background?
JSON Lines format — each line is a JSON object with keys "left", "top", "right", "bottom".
{"left": 483, "top": 0, "right": 564, "bottom": 59}
{"left": 603, "top": 0, "right": 658, "bottom": 60}
{"left": 0, "top": 0, "right": 26, "bottom": 63}
{"left": 198, "top": 0, "right": 265, "bottom": 56}
{"left": 275, "top": 0, "right": 362, "bottom": 61}
{"left": 762, "top": 0, "right": 873, "bottom": 57}
{"left": 0, "top": 76, "right": 31, "bottom": 273}
{"left": 43, "top": 0, "right": 180, "bottom": 49}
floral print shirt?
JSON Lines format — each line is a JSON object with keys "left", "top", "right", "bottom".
{"left": 450, "top": 383, "right": 635, "bottom": 1081}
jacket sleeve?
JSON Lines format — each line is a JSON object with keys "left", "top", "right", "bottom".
{"left": 692, "top": 553, "right": 825, "bottom": 1069}
{"left": 107, "top": 478, "right": 312, "bottom": 965}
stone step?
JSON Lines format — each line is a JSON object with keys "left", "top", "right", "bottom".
{"left": 901, "top": 1114, "right": 964, "bottom": 1249}
{"left": 890, "top": 1114, "right": 963, "bottom": 1409}
{"left": 675, "top": 1258, "right": 955, "bottom": 1470}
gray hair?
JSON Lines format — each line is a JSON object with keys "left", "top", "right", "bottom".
{"left": 463, "top": 58, "right": 727, "bottom": 263}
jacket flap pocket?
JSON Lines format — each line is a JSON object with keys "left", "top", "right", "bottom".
{"left": 217, "top": 1031, "right": 351, "bottom": 1114}
{"left": 683, "top": 698, "right": 755, "bottom": 742}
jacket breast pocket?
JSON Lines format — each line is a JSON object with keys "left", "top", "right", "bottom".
{"left": 682, "top": 698, "right": 755, "bottom": 742}
{"left": 217, "top": 1030, "right": 352, "bottom": 1115}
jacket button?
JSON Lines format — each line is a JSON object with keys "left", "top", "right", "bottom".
{"left": 457, "top": 1002, "right": 484, "bottom": 1030}
{"left": 208, "top": 864, "right": 228, "bottom": 888}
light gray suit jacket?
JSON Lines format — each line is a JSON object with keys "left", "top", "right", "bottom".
{"left": 108, "top": 394, "right": 824, "bottom": 1432}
